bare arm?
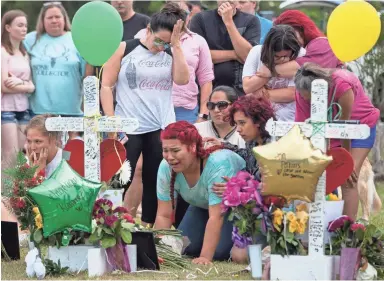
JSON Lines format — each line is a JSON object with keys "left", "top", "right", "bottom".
{"left": 1, "top": 50, "right": 34, "bottom": 94}
{"left": 267, "top": 87, "right": 296, "bottom": 103}
{"left": 211, "top": 50, "right": 238, "bottom": 64}
{"left": 275, "top": 60, "right": 301, "bottom": 79}
{"left": 100, "top": 42, "right": 125, "bottom": 117}
{"left": 154, "top": 200, "right": 173, "bottom": 230}
{"left": 243, "top": 75, "right": 268, "bottom": 94}
{"left": 338, "top": 89, "right": 354, "bottom": 152}
{"left": 225, "top": 21, "right": 252, "bottom": 63}
{"left": 199, "top": 204, "right": 224, "bottom": 261}
{"left": 199, "top": 82, "right": 212, "bottom": 116}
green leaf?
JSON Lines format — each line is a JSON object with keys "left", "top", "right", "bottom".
{"left": 102, "top": 227, "right": 114, "bottom": 235}
{"left": 228, "top": 211, "right": 235, "bottom": 221}
{"left": 121, "top": 229, "right": 132, "bottom": 244}
{"left": 121, "top": 222, "right": 135, "bottom": 231}
{"left": 101, "top": 235, "right": 116, "bottom": 249}
{"left": 97, "top": 226, "right": 102, "bottom": 237}
{"left": 89, "top": 231, "right": 102, "bottom": 243}
{"left": 290, "top": 239, "right": 298, "bottom": 246}
{"left": 33, "top": 229, "right": 43, "bottom": 244}
{"left": 285, "top": 231, "right": 294, "bottom": 243}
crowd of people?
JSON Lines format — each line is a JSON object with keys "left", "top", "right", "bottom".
{"left": 1, "top": 0, "right": 380, "bottom": 265}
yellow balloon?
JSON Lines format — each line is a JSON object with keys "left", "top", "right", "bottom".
{"left": 253, "top": 126, "right": 332, "bottom": 203}
{"left": 327, "top": 1, "right": 381, "bottom": 62}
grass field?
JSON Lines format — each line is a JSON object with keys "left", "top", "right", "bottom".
{"left": 2, "top": 183, "right": 383, "bottom": 280}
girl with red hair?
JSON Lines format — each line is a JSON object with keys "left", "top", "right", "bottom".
{"left": 206, "top": 94, "right": 275, "bottom": 264}
{"left": 269, "top": 10, "right": 343, "bottom": 78}
{"left": 154, "top": 121, "right": 245, "bottom": 265}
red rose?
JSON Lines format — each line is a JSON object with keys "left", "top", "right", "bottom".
{"left": 263, "top": 196, "right": 286, "bottom": 209}
{"left": 122, "top": 213, "right": 135, "bottom": 223}
{"left": 15, "top": 198, "right": 26, "bottom": 209}
{"left": 350, "top": 223, "right": 366, "bottom": 232}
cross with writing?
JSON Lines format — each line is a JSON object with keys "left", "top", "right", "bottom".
{"left": 45, "top": 76, "right": 139, "bottom": 182}
{"left": 266, "top": 79, "right": 370, "bottom": 280}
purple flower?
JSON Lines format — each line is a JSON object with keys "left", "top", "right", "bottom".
{"left": 232, "top": 227, "right": 252, "bottom": 249}
{"left": 104, "top": 215, "right": 118, "bottom": 227}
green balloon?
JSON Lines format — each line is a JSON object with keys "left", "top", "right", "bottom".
{"left": 71, "top": 1, "right": 123, "bottom": 66}
{"left": 28, "top": 160, "right": 102, "bottom": 238}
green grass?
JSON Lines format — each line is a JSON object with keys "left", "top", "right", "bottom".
{"left": 2, "top": 184, "right": 383, "bottom": 280}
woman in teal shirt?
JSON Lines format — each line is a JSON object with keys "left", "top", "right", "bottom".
{"left": 155, "top": 121, "right": 245, "bottom": 265}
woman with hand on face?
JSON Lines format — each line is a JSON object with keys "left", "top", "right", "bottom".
{"left": 25, "top": 114, "right": 62, "bottom": 178}
{"left": 1, "top": 10, "right": 35, "bottom": 169}
{"left": 155, "top": 121, "right": 245, "bottom": 265}
{"left": 294, "top": 63, "right": 380, "bottom": 220}
{"left": 242, "top": 25, "right": 305, "bottom": 121}
{"left": 101, "top": 3, "right": 189, "bottom": 226}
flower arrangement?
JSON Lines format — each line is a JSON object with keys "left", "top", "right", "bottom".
{"left": 221, "top": 171, "right": 281, "bottom": 248}
{"left": 326, "top": 216, "right": 384, "bottom": 278}
{"left": 267, "top": 203, "right": 308, "bottom": 256}
{"left": 1, "top": 152, "right": 45, "bottom": 244}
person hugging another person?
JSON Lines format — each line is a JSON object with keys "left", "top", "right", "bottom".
{"left": 171, "top": 86, "right": 245, "bottom": 227}
{"left": 154, "top": 121, "right": 246, "bottom": 265}
{"left": 242, "top": 25, "right": 305, "bottom": 121}
{"left": 101, "top": 3, "right": 189, "bottom": 226}
{"left": 294, "top": 63, "right": 381, "bottom": 220}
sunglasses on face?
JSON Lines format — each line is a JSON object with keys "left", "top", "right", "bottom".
{"left": 207, "top": 101, "right": 231, "bottom": 111}
{"left": 151, "top": 29, "right": 171, "bottom": 49}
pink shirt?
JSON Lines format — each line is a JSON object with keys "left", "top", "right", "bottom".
{"left": 135, "top": 29, "right": 214, "bottom": 110}
{"left": 295, "top": 70, "right": 380, "bottom": 147}
{"left": 1, "top": 47, "right": 31, "bottom": 112}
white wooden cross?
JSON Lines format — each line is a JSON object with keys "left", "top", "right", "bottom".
{"left": 45, "top": 76, "right": 139, "bottom": 182}
{"left": 266, "top": 79, "right": 370, "bottom": 280}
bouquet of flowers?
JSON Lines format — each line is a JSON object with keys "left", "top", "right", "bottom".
{"left": 267, "top": 203, "right": 308, "bottom": 256}
{"left": 1, "top": 152, "right": 45, "bottom": 244}
{"left": 221, "top": 171, "right": 276, "bottom": 248}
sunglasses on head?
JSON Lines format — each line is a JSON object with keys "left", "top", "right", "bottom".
{"left": 207, "top": 101, "right": 231, "bottom": 111}
{"left": 151, "top": 29, "right": 171, "bottom": 49}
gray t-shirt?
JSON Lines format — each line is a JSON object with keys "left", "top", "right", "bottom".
{"left": 115, "top": 39, "right": 176, "bottom": 134}
{"left": 242, "top": 45, "right": 306, "bottom": 122}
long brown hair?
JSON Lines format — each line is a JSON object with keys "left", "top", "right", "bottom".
{"left": 1, "top": 10, "right": 27, "bottom": 56}
{"left": 32, "top": 2, "right": 71, "bottom": 49}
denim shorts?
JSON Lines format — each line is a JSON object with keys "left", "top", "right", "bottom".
{"left": 1, "top": 110, "right": 31, "bottom": 125}
{"left": 351, "top": 126, "right": 376, "bottom": 149}
{"left": 174, "top": 105, "right": 199, "bottom": 124}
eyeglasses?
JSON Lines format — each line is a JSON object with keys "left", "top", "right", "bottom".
{"left": 207, "top": 101, "right": 231, "bottom": 111}
{"left": 151, "top": 29, "right": 171, "bottom": 49}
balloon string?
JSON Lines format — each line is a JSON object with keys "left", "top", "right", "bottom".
{"left": 283, "top": 215, "right": 289, "bottom": 257}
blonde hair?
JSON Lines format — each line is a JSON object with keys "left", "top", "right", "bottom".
{"left": 32, "top": 3, "right": 71, "bottom": 49}
{"left": 25, "top": 114, "right": 61, "bottom": 141}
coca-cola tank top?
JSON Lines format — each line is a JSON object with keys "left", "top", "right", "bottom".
{"left": 115, "top": 39, "right": 175, "bottom": 134}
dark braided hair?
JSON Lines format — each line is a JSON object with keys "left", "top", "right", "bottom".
{"left": 161, "top": 121, "right": 223, "bottom": 213}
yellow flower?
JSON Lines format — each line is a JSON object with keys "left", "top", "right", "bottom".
{"left": 296, "top": 211, "right": 309, "bottom": 224}
{"left": 328, "top": 193, "right": 340, "bottom": 201}
{"left": 295, "top": 203, "right": 308, "bottom": 212}
{"left": 33, "top": 207, "right": 40, "bottom": 215}
{"left": 289, "top": 220, "right": 299, "bottom": 233}
{"left": 286, "top": 211, "right": 296, "bottom": 223}
{"left": 35, "top": 214, "right": 43, "bottom": 229}
{"left": 273, "top": 209, "right": 283, "bottom": 229}
{"left": 296, "top": 221, "right": 306, "bottom": 234}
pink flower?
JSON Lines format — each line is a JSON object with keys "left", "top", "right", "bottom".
{"left": 350, "top": 223, "right": 366, "bottom": 232}
{"left": 113, "top": 206, "right": 128, "bottom": 214}
{"left": 123, "top": 214, "right": 135, "bottom": 223}
{"left": 327, "top": 215, "right": 353, "bottom": 232}
{"left": 236, "top": 171, "right": 253, "bottom": 181}
{"left": 104, "top": 215, "right": 118, "bottom": 227}
{"left": 223, "top": 190, "right": 241, "bottom": 207}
